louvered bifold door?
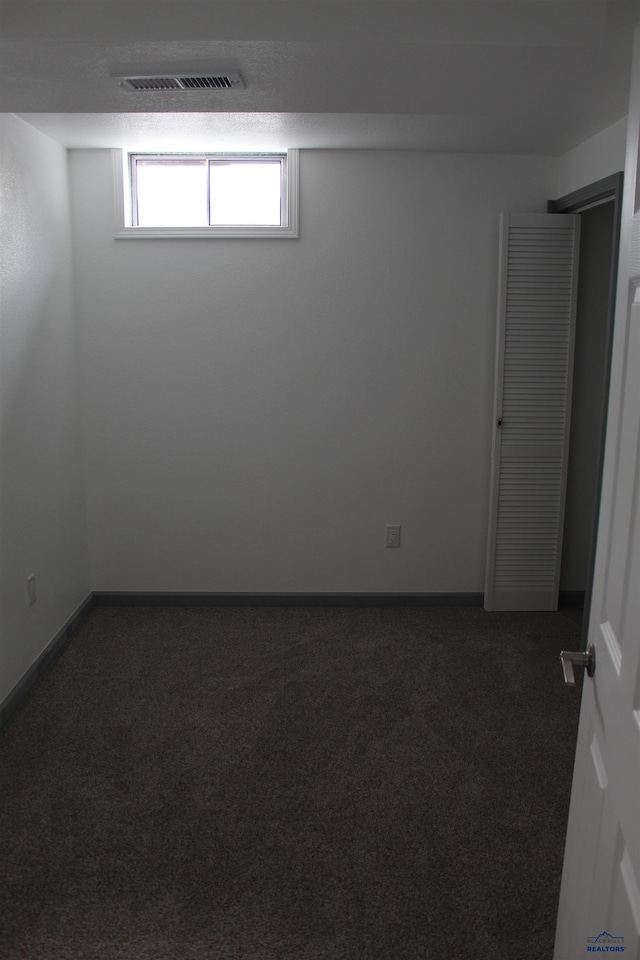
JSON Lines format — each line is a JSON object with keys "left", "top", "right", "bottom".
{"left": 484, "top": 213, "right": 580, "bottom": 611}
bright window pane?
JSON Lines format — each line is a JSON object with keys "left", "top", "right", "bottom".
{"left": 135, "top": 160, "right": 208, "bottom": 227}
{"left": 209, "top": 162, "right": 282, "bottom": 226}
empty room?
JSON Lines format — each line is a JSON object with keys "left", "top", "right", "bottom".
{"left": 1, "top": 2, "right": 639, "bottom": 958}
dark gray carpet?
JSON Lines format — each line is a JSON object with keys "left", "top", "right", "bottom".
{"left": 0, "top": 606, "right": 583, "bottom": 959}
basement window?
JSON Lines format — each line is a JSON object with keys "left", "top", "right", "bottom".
{"left": 117, "top": 150, "right": 299, "bottom": 238}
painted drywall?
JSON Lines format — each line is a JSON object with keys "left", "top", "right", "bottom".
{"left": 557, "top": 117, "right": 627, "bottom": 197}
{"left": 560, "top": 201, "right": 617, "bottom": 592}
{"left": 70, "top": 148, "right": 558, "bottom": 593}
{"left": 0, "top": 114, "right": 90, "bottom": 707}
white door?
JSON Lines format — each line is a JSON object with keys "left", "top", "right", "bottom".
{"left": 554, "top": 22, "right": 640, "bottom": 960}
{"left": 484, "top": 213, "right": 581, "bottom": 611}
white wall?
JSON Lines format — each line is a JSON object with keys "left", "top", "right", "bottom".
{"left": 0, "top": 115, "right": 90, "bottom": 707}
{"left": 557, "top": 117, "right": 627, "bottom": 197}
{"left": 70, "top": 148, "right": 558, "bottom": 594}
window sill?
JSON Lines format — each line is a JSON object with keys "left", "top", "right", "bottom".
{"left": 116, "top": 224, "right": 298, "bottom": 239}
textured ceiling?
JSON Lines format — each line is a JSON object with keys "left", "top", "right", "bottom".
{"left": 1, "top": 0, "right": 638, "bottom": 153}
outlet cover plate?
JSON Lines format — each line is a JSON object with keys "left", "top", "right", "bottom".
{"left": 386, "top": 525, "right": 401, "bottom": 548}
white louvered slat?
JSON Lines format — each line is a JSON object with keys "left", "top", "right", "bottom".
{"left": 485, "top": 213, "right": 580, "bottom": 610}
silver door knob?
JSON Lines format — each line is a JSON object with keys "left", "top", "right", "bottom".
{"left": 559, "top": 643, "right": 596, "bottom": 686}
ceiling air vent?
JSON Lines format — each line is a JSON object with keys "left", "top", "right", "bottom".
{"left": 118, "top": 71, "right": 244, "bottom": 92}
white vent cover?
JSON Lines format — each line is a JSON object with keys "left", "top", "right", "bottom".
{"left": 117, "top": 71, "right": 244, "bottom": 91}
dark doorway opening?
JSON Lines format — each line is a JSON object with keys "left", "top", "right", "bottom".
{"left": 549, "top": 174, "right": 623, "bottom": 643}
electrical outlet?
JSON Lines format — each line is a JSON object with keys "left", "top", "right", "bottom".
{"left": 385, "top": 525, "right": 401, "bottom": 548}
{"left": 26, "top": 574, "right": 37, "bottom": 606}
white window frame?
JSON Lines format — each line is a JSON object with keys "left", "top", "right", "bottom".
{"left": 115, "top": 149, "right": 299, "bottom": 239}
